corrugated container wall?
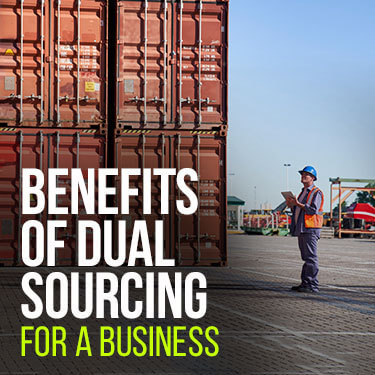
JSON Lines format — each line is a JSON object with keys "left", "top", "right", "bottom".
{"left": 0, "top": 0, "right": 228, "bottom": 267}
{"left": 114, "top": 129, "right": 227, "bottom": 266}
{"left": 0, "top": 0, "right": 107, "bottom": 128}
{"left": 0, "top": 128, "right": 107, "bottom": 265}
{"left": 116, "top": 0, "right": 228, "bottom": 130}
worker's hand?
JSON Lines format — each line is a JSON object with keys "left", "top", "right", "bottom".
{"left": 286, "top": 195, "right": 297, "bottom": 207}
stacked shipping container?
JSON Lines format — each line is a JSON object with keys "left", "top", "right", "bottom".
{"left": 114, "top": 129, "right": 227, "bottom": 266}
{"left": 115, "top": 0, "right": 228, "bottom": 129}
{"left": 0, "top": 0, "right": 228, "bottom": 266}
{"left": 0, "top": 128, "right": 107, "bottom": 265}
{"left": 0, "top": 0, "right": 108, "bottom": 127}
{"left": 0, "top": 0, "right": 109, "bottom": 265}
{"left": 113, "top": 0, "right": 228, "bottom": 265}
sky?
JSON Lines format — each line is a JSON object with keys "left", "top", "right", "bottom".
{"left": 228, "top": 0, "right": 375, "bottom": 211}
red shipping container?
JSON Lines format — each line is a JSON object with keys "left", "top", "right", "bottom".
{"left": 0, "top": 0, "right": 107, "bottom": 127}
{"left": 0, "top": 127, "right": 106, "bottom": 265}
{"left": 114, "top": 129, "right": 227, "bottom": 266}
{"left": 116, "top": 0, "right": 228, "bottom": 130}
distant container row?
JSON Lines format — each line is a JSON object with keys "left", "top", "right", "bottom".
{"left": 0, "top": 0, "right": 228, "bottom": 129}
{"left": 0, "top": 127, "right": 227, "bottom": 266}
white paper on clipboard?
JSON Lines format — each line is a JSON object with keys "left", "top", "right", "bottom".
{"left": 281, "top": 191, "right": 294, "bottom": 200}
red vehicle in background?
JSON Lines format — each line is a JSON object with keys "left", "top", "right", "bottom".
{"left": 346, "top": 203, "right": 375, "bottom": 223}
{"left": 345, "top": 203, "right": 375, "bottom": 232}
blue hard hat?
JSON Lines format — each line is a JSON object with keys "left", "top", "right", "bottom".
{"left": 299, "top": 166, "right": 317, "bottom": 180}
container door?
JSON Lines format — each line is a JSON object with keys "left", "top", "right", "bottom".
{"left": 115, "top": 132, "right": 173, "bottom": 263}
{"left": 54, "top": 0, "right": 107, "bottom": 126}
{"left": 0, "top": 0, "right": 48, "bottom": 126}
{"left": 0, "top": 129, "right": 48, "bottom": 265}
{"left": 46, "top": 130, "right": 106, "bottom": 265}
{"left": 0, "top": 129, "right": 105, "bottom": 266}
{"left": 174, "top": 1, "right": 227, "bottom": 127}
{"left": 174, "top": 132, "right": 226, "bottom": 265}
{"left": 117, "top": 1, "right": 171, "bottom": 126}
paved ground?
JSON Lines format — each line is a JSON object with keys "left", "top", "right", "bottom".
{"left": 0, "top": 234, "right": 374, "bottom": 374}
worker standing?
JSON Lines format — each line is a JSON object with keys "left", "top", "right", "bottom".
{"left": 286, "top": 166, "right": 324, "bottom": 293}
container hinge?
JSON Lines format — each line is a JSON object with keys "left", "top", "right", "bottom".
{"left": 3, "top": 93, "right": 42, "bottom": 100}
{"left": 130, "top": 96, "right": 164, "bottom": 103}
{"left": 150, "top": 97, "right": 164, "bottom": 103}
{"left": 3, "top": 94, "right": 20, "bottom": 100}
{"left": 59, "top": 95, "right": 74, "bottom": 102}
{"left": 130, "top": 96, "right": 145, "bottom": 103}
{"left": 170, "top": 50, "right": 176, "bottom": 65}
{"left": 59, "top": 96, "right": 96, "bottom": 102}
{"left": 201, "top": 98, "right": 215, "bottom": 104}
{"left": 181, "top": 97, "right": 196, "bottom": 104}
{"left": 80, "top": 96, "right": 97, "bottom": 102}
{"left": 25, "top": 94, "right": 42, "bottom": 100}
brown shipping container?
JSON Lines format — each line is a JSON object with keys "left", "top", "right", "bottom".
{"left": 0, "top": 0, "right": 107, "bottom": 127}
{"left": 116, "top": 0, "right": 228, "bottom": 130}
{"left": 114, "top": 129, "right": 227, "bottom": 266}
{"left": 0, "top": 127, "right": 106, "bottom": 265}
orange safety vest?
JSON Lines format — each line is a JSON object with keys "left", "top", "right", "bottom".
{"left": 297, "top": 186, "right": 324, "bottom": 229}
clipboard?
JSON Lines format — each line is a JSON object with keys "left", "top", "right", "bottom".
{"left": 281, "top": 191, "right": 294, "bottom": 200}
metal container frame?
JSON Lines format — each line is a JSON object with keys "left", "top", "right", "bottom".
{"left": 114, "top": 128, "right": 227, "bottom": 266}
{"left": 0, "top": 0, "right": 108, "bottom": 129}
{"left": 115, "top": 0, "right": 228, "bottom": 130}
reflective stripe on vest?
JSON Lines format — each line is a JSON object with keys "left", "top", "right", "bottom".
{"left": 306, "top": 186, "right": 319, "bottom": 206}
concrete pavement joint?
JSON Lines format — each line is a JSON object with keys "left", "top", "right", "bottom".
{"left": 208, "top": 301, "right": 316, "bottom": 341}
{"left": 295, "top": 344, "right": 346, "bottom": 365}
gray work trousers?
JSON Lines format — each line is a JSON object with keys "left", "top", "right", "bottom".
{"left": 298, "top": 233, "right": 319, "bottom": 291}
